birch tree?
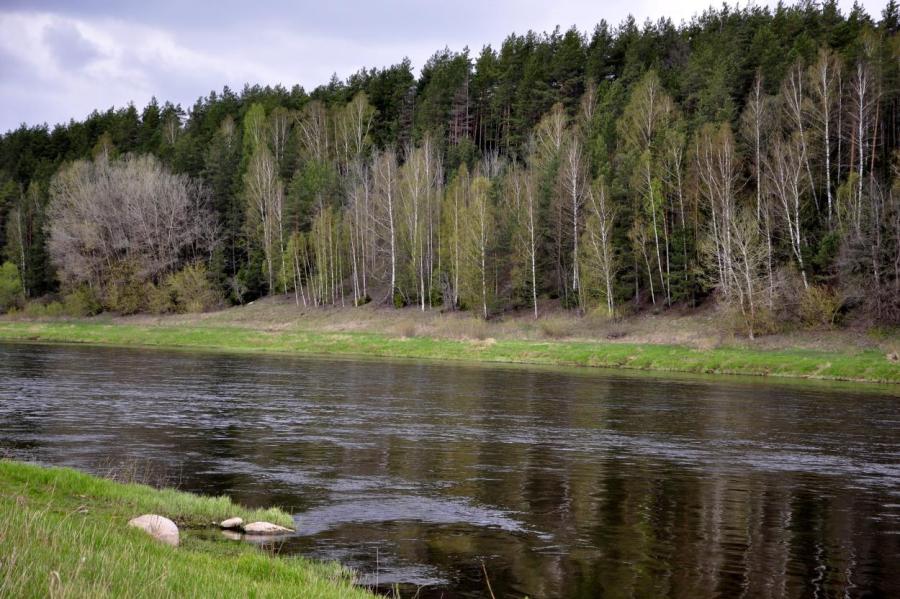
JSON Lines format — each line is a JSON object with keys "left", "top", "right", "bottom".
{"left": 781, "top": 60, "right": 818, "bottom": 212}
{"left": 765, "top": 134, "right": 809, "bottom": 288}
{"left": 808, "top": 49, "right": 841, "bottom": 227}
{"left": 245, "top": 145, "right": 284, "bottom": 293}
{"left": 372, "top": 148, "right": 400, "bottom": 303}
{"left": 503, "top": 164, "right": 540, "bottom": 317}
{"left": 581, "top": 177, "right": 617, "bottom": 315}
{"left": 461, "top": 175, "right": 494, "bottom": 319}
{"left": 619, "top": 70, "right": 674, "bottom": 305}
{"left": 694, "top": 123, "right": 741, "bottom": 298}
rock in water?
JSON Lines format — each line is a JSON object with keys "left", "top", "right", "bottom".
{"left": 128, "top": 514, "right": 179, "bottom": 546}
{"left": 219, "top": 517, "right": 244, "bottom": 530}
{"left": 243, "top": 521, "right": 293, "bottom": 535}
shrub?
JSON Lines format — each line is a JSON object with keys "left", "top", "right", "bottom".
{"left": 63, "top": 286, "right": 102, "bottom": 317}
{"left": 103, "top": 260, "right": 147, "bottom": 315}
{"left": 721, "top": 303, "right": 778, "bottom": 338}
{"left": 146, "top": 283, "right": 175, "bottom": 315}
{"left": 0, "top": 262, "right": 24, "bottom": 314}
{"left": 392, "top": 291, "right": 406, "bottom": 309}
{"left": 22, "top": 299, "right": 65, "bottom": 319}
{"left": 799, "top": 285, "right": 842, "bottom": 329}
{"left": 164, "top": 263, "right": 222, "bottom": 313}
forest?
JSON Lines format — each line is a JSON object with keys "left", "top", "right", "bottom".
{"left": 0, "top": 1, "right": 898, "bottom": 336}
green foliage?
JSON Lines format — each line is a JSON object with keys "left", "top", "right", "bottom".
{"left": 164, "top": 263, "right": 222, "bottom": 314}
{"left": 799, "top": 285, "right": 843, "bottom": 329}
{"left": 22, "top": 299, "right": 66, "bottom": 318}
{"left": 63, "top": 285, "right": 102, "bottom": 317}
{"left": 102, "top": 260, "right": 147, "bottom": 315}
{"left": 0, "top": 2, "right": 897, "bottom": 328}
{"left": 0, "top": 261, "right": 23, "bottom": 313}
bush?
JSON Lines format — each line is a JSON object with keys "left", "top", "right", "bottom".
{"left": 63, "top": 286, "right": 102, "bottom": 317}
{"left": 146, "top": 283, "right": 175, "bottom": 315}
{"left": 0, "top": 262, "right": 24, "bottom": 314}
{"left": 721, "top": 303, "right": 778, "bottom": 339}
{"left": 23, "top": 299, "right": 65, "bottom": 319}
{"left": 392, "top": 291, "right": 406, "bottom": 309}
{"left": 799, "top": 285, "right": 842, "bottom": 329}
{"left": 103, "top": 260, "right": 147, "bottom": 315}
{"left": 164, "top": 263, "right": 222, "bottom": 313}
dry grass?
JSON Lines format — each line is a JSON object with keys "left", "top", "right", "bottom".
{"left": 100, "top": 295, "right": 895, "bottom": 356}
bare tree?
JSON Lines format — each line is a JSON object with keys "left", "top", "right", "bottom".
{"left": 533, "top": 103, "right": 567, "bottom": 165}
{"left": 765, "top": 134, "right": 809, "bottom": 288}
{"left": 462, "top": 175, "right": 494, "bottom": 319}
{"left": 372, "top": 148, "right": 399, "bottom": 303}
{"left": 582, "top": 177, "right": 617, "bottom": 315}
{"left": 296, "top": 100, "right": 331, "bottom": 164}
{"left": 268, "top": 106, "right": 292, "bottom": 170}
{"left": 244, "top": 146, "right": 284, "bottom": 293}
{"left": 619, "top": 70, "right": 674, "bottom": 305}
{"left": 848, "top": 58, "right": 876, "bottom": 228}
{"left": 702, "top": 208, "right": 767, "bottom": 338}
{"left": 558, "top": 131, "right": 587, "bottom": 302}
{"left": 504, "top": 164, "right": 541, "bottom": 317}
{"left": 781, "top": 60, "right": 818, "bottom": 212}
{"left": 808, "top": 49, "right": 841, "bottom": 227}
{"left": 335, "top": 92, "right": 374, "bottom": 171}
{"left": 694, "top": 123, "right": 741, "bottom": 298}
{"left": 47, "top": 154, "right": 217, "bottom": 290}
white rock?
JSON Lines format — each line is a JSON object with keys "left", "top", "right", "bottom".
{"left": 219, "top": 517, "right": 244, "bottom": 530}
{"left": 128, "top": 514, "right": 179, "bottom": 547}
{"left": 242, "top": 521, "right": 293, "bottom": 535}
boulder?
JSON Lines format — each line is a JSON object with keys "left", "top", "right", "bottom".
{"left": 242, "top": 521, "right": 293, "bottom": 535}
{"left": 219, "top": 517, "right": 244, "bottom": 530}
{"left": 128, "top": 514, "right": 179, "bottom": 547}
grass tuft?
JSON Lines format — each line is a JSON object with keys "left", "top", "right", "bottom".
{"left": 0, "top": 460, "right": 374, "bottom": 599}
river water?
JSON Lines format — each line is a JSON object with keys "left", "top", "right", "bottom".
{"left": 1, "top": 342, "right": 898, "bottom": 597}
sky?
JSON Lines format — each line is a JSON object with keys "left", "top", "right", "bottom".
{"left": 0, "top": 0, "right": 889, "bottom": 133}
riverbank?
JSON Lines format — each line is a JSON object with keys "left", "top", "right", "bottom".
{"left": 0, "top": 307, "right": 897, "bottom": 383}
{"left": 0, "top": 460, "right": 373, "bottom": 598}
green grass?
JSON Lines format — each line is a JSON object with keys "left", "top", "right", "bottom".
{"left": 0, "top": 460, "right": 374, "bottom": 598}
{"left": 0, "top": 320, "right": 897, "bottom": 384}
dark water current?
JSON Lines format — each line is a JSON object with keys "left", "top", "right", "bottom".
{"left": 1, "top": 342, "right": 898, "bottom": 597}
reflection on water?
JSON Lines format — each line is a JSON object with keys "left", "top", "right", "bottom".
{"left": 1, "top": 342, "right": 899, "bottom": 598}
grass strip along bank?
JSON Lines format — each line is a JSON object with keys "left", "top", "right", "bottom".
{"left": 0, "top": 321, "right": 897, "bottom": 384}
{"left": 0, "top": 460, "right": 374, "bottom": 598}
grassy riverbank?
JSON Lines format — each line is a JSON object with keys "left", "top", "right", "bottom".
{"left": 0, "top": 460, "right": 373, "bottom": 598}
{"left": 0, "top": 315, "right": 897, "bottom": 383}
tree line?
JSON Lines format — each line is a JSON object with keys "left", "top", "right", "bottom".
{"left": 0, "top": 1, "right": 898, "bottom": 331}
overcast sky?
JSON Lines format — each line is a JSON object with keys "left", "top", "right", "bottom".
{"left": 0, "top": 0, "right": 889, "bottom": 133}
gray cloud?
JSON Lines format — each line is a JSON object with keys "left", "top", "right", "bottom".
{"left": 42, "top": 20, "right": 101, "bottom": 70}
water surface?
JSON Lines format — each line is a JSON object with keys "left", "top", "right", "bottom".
{"left": 1, "top": 342, "right": 898, "bottom": 597}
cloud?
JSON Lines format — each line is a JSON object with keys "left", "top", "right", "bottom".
{"left": 42, "top": 20, "right": 101, "bottom": 71}
{"left": 0, "top": 0, "right": 890, "bottom": 133}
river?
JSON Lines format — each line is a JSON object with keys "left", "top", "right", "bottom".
{"left": 1, "top": 342, "right": 898, "bottom": 597}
